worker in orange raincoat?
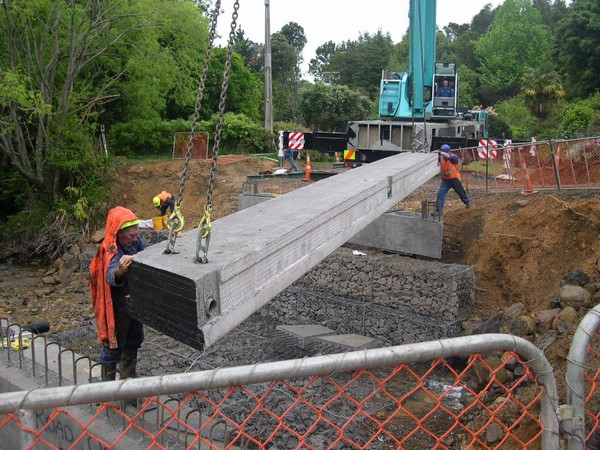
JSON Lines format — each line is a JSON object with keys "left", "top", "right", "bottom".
{"left": 89, "top": 206, "right": 148, "bottom": 381}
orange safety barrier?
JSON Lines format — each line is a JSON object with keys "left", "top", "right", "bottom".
{"left": 303, "top": 152, "right": 312, "bottom": 181}
{"left": 0, "top": 354, "right": 546, "bottom": 449}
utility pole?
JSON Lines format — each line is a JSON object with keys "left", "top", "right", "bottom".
{"left": 264, "top": 0, "right": 273, "bottom": 133}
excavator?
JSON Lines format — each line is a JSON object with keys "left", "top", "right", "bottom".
{"left": 309, "top": 0, "right": 489, "bottom": 164}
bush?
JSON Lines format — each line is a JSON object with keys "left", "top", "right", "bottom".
{"left": 494, "top": 96, "right": 539, "bottom": 140}
{"left": 198, "top": 113, "right": 276, "bottom": 154}
{"left": 109, "top": 119, "right": 191, "bottom": 157}
{"left": 560, "top": 102, "right": 594, "bottom": 138}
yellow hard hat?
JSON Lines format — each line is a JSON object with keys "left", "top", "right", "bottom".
{"left": 153, "top": 196, "right": 160, "bottom": 207}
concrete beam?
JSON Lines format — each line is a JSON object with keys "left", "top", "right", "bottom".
{"left": 128, "top": 152, "right": 439, "bottom": 350}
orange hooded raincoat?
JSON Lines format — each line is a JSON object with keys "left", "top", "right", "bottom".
{"left": 89, "top": 206, "right": 139, "bottom": 349}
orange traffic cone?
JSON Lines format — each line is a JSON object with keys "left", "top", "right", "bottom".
{"left": 303, "top": 152, "right": 312, "bottom": 181}
{"left": 334, "top": 152, "right": 341, "bottom": 164}
{"left": 520, "top": 158, "right": 538, "bottom": 196}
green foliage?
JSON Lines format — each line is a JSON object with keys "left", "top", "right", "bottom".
{"left": 308, "top": 41, "right": 337, "bottom": 80}
{"left": 588, "top": 92, "right": 600, "bottom": 133}
{"left": 557, "top": 0, "right": 600, "bottom": 98}
{"left": 273, "top": 121, "right": 310, "bottom": 133}
{"left": 234, "top": 28, "right": 264, "bottom": 74}
{"left": 0, "top": 168, "right": 31, "bottom": 222}
{"left": 0, "top": 199, "right": 51, "bottom": 244}
{"left": 298, "top": 82, "right": 374, "bottom": 131}
{"left": 475, "top": 0, "right": 554, "bottom": 97}
{"left": 456, "top": 67, "right": 480, "bottom": 109}
{"left": 493, "top": 96, "right": 539, "bottom": 139}
{"left": 520, "top": 67, "right": 565, "bottom": 118}
{"left": 202, "top": 49, "right": 262, "bottom": 121}
{"left": 325, "top": 31, "right": 395, "bottom": 99}
{"left": 198, "top": 113, "right": 276, "bottom": 154}
{"left": 559, "top": 102, "right": 595, "bottom": 138}
{"left": 109, "top": 119, "right": 191, "bottom": 157}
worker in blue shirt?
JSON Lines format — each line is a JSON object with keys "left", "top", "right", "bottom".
{"left": 437, "top": 80, "right": 455, "bottom": 97}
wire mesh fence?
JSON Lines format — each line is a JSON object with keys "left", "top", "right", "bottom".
{"left": 451, "top": 136, "right": 600, "bottom": 194}
{"left": 0, "top": 330, "right": 559, "bottom": 449}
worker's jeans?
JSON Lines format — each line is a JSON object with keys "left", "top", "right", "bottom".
{"left": 284, "top": 151, "right": 299, "bottom": 172}
{"left": 435, "top": 177, "right": 470, "bottom": 215}
{"left": 98, "top": 298, "right": 144, "bottom": 368}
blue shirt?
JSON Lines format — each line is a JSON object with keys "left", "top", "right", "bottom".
{"left": 106, "top": 237, "right": 148, "bottom": 301}
{"left": 437, "top": 86, "right": 455, "bottom": 97}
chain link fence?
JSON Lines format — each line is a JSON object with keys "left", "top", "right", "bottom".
{"left": 0, "top": 327, "right": 559, "bottom": 449}
{"left": 451, "top": 136, "right": 600, "bottom": 193}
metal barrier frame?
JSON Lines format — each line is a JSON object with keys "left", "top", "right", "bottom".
{"left": 0, "top": 333, "right": 560, "bottom": 449}
{"left": 566, "top": 304, "right": 600, "bottom": 449}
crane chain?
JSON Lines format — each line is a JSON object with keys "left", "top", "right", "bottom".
{"left": 164, "top": 1, "right": 223, "bottom": 254}
{"left": 196, "top": 0, "right": 240, "bottom": 264}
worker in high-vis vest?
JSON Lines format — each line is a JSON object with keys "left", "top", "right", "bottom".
{"left": 435, "top": 144, "right": 470, "bottom": 217}
{"left": 153, "top": 191, "right": 176, "bottom": 216}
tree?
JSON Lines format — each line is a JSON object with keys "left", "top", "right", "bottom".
{"left": 270, "top": 23, "right": 307, "bottom": 123}
{"left": 298, "top": 82, "right": 373, "bottom": 131}
{"left": 234, "top": 28, "right": 263, "bottom": 74}
{"left": 520, "top": 66, "right": 565, "bottom": 118}
{"left": 0, "top": 0, "right": 149, "bottom": 200}
{"left": 271, "top": 28, "right": 303, "bottom": 123}
{"left": 474, "top": 0, "right": 554, "bottom": 99}
{"left": 308, "top": 41, "right": 337, "bottom": 81}
{"left": 322, "top": 31, "right": 395, "bottom": 99}
{"left": 556, "top": 0, "right": 600, "bottom": 98}
{"left": 280, "top": 22, "right": 307, "bottom": 62}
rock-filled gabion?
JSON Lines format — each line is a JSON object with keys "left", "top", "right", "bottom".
{"left": 258, "top": 246, "right": 474, "bottom": 345}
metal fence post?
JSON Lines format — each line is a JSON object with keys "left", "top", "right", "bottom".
{"left": 566, "top": 304, "right": 600, "bottom": 450}
{"left": 549, "top": 139, "right": 562, "bottom": 190}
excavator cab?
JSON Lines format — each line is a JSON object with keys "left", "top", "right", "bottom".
{"left": 432, "top": 62, "right": 458, "bottom": 118}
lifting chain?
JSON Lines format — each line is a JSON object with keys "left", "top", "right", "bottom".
{"left": 196, "top": 0, "right": 239, "bottom": 263}
{"left": 164, "top": 0, "right": 238, "bottom": 257}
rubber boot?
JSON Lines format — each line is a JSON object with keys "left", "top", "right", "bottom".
{"left": 119, "top": 349, "right": 138, "bottom": 379}
{"left": 101, "top": 364, "right": 117, "bottom": 382}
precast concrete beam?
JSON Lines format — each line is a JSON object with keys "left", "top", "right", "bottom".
{"left": 128, "top": 152, "right": 439, "bottom": 350}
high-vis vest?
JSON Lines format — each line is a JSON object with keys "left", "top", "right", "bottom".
{"left": 440, "top": 157, "right": 461, "bottom": 180}
{"left": 156, "top": 191, "right": 172, "bottom": 204}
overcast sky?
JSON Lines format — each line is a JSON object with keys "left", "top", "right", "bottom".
{"left": 217, "top": 0, "right": 505, "bottom": 79}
